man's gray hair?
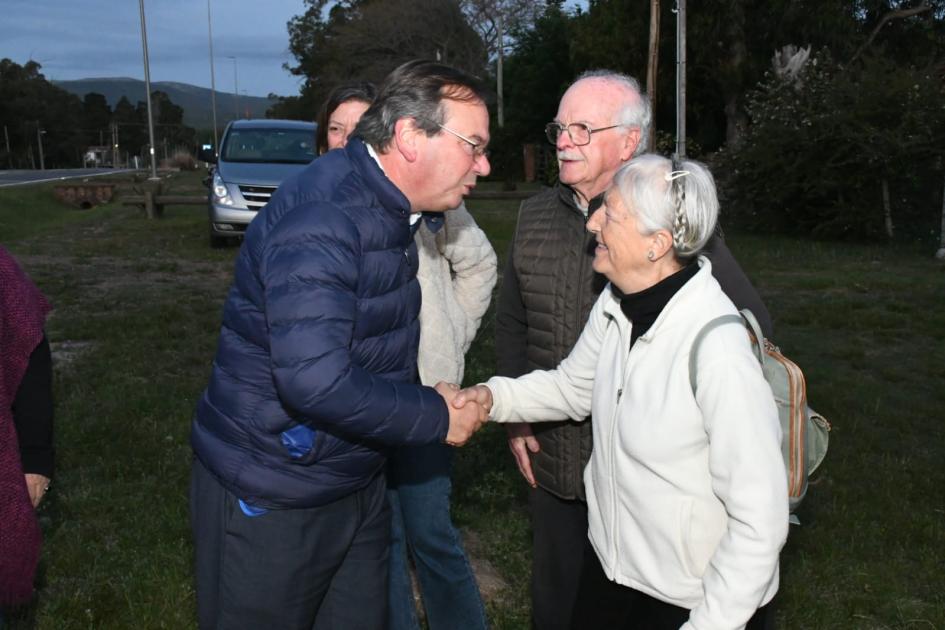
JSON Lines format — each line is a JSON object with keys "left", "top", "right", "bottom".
{"left": 573, "top": 70, "right": 651, "bottom": 156}
{"left": 354, "top": 60, "right": 488, "bottom": 152}
{"left": 612, "top": 154, "right": 718, "bottom": 259}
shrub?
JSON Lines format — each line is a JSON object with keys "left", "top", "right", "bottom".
{"left": 718, "top": 50, "right": 945, "bottom": 241}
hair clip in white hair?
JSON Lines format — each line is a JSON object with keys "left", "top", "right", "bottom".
{"left": 664, "top": 170, "right": 690, "bottom": 182}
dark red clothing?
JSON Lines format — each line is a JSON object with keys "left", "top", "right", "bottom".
{"left": 0, "top": 246, "right": 51, "bottom": 605}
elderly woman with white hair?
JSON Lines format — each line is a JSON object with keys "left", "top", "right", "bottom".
{"left": 455, "top": 154, "right": 789, "bottom": 629}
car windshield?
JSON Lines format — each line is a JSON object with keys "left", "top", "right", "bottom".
{"left": 221, "top": 128, "right": 316, "bottom": 164}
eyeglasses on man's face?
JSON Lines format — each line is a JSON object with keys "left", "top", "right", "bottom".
{"left": 545, "top": 122, "right": 624, "bottom": 146}
{"left": 433, "top": 122, "right": 490, "bottom": 159}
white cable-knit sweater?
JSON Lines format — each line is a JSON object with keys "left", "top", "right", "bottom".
{"left": 415, "top": 203, "right": 497, "bottom": 385}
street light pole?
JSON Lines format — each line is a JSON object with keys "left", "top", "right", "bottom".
{"left": 138, "top": 0, "right": 160, "bottom": 180}
{"left": 207, "top": 0, "right": 219, "bottom": 155}
{"left": 226, "top": 56, "right": 239, "bottom": 120}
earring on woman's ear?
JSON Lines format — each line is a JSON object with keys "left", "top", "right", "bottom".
{"left": 647, "top": 250, "right": 655, "bottom": 261}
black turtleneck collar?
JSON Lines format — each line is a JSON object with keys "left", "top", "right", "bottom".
{"left": 614, "top": 262, "right": 698, "bottom": 349}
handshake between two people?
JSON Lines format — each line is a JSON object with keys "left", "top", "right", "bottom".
{"left": 434, "top": 382, "right": 495, "bottom": 447}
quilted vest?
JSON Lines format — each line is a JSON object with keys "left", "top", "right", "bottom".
{"left": 507, "top": 185, "right": 606, "bottom": 500}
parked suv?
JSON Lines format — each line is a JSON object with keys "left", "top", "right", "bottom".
{"left": 201, "top": 119, "right": 316, "bottom": 247}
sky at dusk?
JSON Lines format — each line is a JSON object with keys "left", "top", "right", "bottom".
{"left": 2, "top": 0, "right": 589, "bottom": 98}
{"left": 1, "top": 0, "right": 307, "bottom": 97}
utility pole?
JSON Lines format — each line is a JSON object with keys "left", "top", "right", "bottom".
{"left": 3, "top": 125, "right": 12, "bottom": 168}
{"left": 674, "top": 0, "right": 687, "bottom": 159}
{"left": 497, "top": 8, "right": 504, "bottom": 128}
{"left": 112, "top": 122, "right": 120, "bottom": 167}
{"left": 646, "top": 0, "right": 660, "bottom": 152}
{"left": 138, "top": 0, "right": 160, "bottom": 179}
{"left": 36, "top": 123, "right": 46, "bottom": 170}
{"left": 207, "top": 0, "right": 219, "bottom": 154}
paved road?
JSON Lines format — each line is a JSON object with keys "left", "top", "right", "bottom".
{"left": 0, "top": 168, "right": 136, "bottom": 188}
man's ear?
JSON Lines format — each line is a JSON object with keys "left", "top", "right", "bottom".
{"left": 392, "top": 117, "right": 421, "bottom": 163}
{"left": 620, "top": 127, "right": 641, "bottom": 161}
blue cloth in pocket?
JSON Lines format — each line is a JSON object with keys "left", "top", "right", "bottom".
{"left": 281, "top": 424, "right": 317, "bottom": 459}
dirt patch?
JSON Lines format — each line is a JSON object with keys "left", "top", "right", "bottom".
{"left": 463, "top": 528, "right": 508, "bottom": 603}
{"left": 402, "top": 527, "right": 509, "bottom": 621}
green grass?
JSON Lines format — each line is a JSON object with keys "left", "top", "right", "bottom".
{"left": 2, "top": 175, "right": 944, "bottom": 628}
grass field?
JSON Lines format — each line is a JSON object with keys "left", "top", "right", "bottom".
{"left": 2, "top": 170, "right": 943, "bottom": 629}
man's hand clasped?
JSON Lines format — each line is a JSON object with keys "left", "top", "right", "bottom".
{"left": 435, "top": 382, "right": 494, "bottom": 447}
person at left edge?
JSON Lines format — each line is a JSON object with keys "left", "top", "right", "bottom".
{"left": 1, "top": 246, "right": 53, "bottom": 613}
{"left": 189, "top": 59, "right": 492, "bottom": 630}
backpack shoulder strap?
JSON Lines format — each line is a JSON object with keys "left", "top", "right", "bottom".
{"left": 689, "top": 312, "right": 758, "bottom": 393}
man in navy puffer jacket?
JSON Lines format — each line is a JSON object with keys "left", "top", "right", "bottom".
{"left": 190, "top": 60, "right": 492, "bottom": 630}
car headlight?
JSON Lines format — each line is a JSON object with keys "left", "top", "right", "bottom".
{"left": 212, "top": 172, "right": 234, "bottom": 206}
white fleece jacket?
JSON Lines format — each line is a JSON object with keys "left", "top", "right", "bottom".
{"left": 487, "top": 258, "right": 789, "bottom": 630}
{"left": 415, "top": 203, "right": 497, "bottom": 385}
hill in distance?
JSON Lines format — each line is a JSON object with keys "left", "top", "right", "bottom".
{"left": 53, "top": 77, "right": 285, "bottom": 129}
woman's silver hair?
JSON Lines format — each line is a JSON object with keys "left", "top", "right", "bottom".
{"left": 611, "top": 154, "right": 719, "bottom": 259}
{"left": 354, "top": 59, "right": 488, "bottom": 152}
{"left": 574, "top": 69, "right": 651, "bottom": 156}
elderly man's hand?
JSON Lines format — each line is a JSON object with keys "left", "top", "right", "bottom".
{"left": 451, "top": 387, "right": 540, "bottom": 486}
{"left": 435, "top": 382, "right": 487, "bottom": 447}
{"left": 506, "top": 423, "right": 540, "bottom": 488}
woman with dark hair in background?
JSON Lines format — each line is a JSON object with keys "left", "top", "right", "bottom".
{"left": 0, "top": 246, "right": 54, "bottom": 616}
{"left": 315, "top": 81, "right": 376, "bottom": 155}
{"left": 316, "top": 82, "right": 495, "bottom": 629}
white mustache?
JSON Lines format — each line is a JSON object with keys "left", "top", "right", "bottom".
{"left": 557, "top": 151, "right": 583, "bottom": 161}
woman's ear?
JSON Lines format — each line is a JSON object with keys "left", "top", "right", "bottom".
{"left": 650, "top": 229, "right": 674, "bottom": 260}
{"left": 392, "top": 117, "right": 420, "bottom": 163}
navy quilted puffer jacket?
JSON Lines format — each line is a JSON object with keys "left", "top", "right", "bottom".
{"left": 191, "top": 138, "right": 449, "bottom": 509}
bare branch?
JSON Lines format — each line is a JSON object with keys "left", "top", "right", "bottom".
{"left": 849, "top": 3, "right": 933, "bottom": 66}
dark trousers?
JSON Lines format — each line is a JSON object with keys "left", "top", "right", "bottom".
{"left": 190, "top": 458, "right": 390, "bottom": 630}
{"left": 529, "top": 487, "right": 589, "bottom": 630}
{"left": 571, "top": 541, "right": 775, "bottom": 630}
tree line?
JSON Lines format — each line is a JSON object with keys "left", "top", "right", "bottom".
{"left": 2, "top": 1, "right": 941, "bottom": 242}
{"left": 0, "top": 59, "right": 195, "bottom": 170}
{"left": 269, "top": 0, "right": 944, "bottom": 242}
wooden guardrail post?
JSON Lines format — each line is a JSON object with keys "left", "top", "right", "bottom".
{"left": 143, "top": 180, "right": 165, "bottom": 219}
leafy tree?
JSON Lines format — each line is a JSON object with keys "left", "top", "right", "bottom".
{"left": 270, "top": 0, "right": 486, "bottom": 121}
{"left": 151, "top": 90, "right": 196, "bottom": 154}
{"left": 81, "top": 93, "right": 112, "bottom": 146}
{"left": 0, "top": 58, "right": 196, "bottom": 168}
{"left": 110, "top": 96, "right": 145, "bottom": 163}
{"left": 0, "top": 58, "right": 83, "bottom": 168}
{"left": 491, "top": 2, "right": 574, "bottom": 180}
